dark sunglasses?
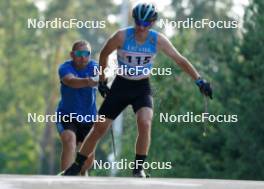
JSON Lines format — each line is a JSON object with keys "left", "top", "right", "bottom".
{"left": 73, "top": 50, "right": 90, "bottom": 57}
{"left": 135, "top": 20, "right": 152, "bottom": 27}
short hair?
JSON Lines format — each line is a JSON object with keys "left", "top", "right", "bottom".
{"left": 71, "top": 40, "right": 91, "bottom": 51}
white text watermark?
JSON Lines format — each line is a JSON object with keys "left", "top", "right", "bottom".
{"left": 27, "top": 112, "right": 105, "bottom": 123}
{"left": 93, "top": 159, "right": 172, "bottom": 170}
{"left": 27, "top": 17, "right": 106, "bottom": 29}
{"left": 94, "top": 65, "right": 172, "bottom": 77}
{"left": 160, "top": 112, "right": 238, "bottom": 123}
{"left": 158, "top": 18, "right": 239, "bottom": 29}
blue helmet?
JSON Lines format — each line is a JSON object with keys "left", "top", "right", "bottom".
{"left": 132, "top": 3, "right": 158, "bottom": 22}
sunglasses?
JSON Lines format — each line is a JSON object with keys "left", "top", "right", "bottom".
{"left": 135, "top": 20, "right": 152, "bottom": 27}
{"left": 73, "top": 50, "right": 90, "bottom": 57}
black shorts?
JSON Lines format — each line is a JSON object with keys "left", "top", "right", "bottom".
{"left": 56, "top": 119, "right": 93, "bottom": 143}
{"left": 99, "top": 76, "right": 153, "bottom": 120}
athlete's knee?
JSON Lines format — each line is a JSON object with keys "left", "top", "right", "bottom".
{"left": 92, "top": 121, "right": 111, "bottom": 138}
{"left": 136, "top": 107, "right": 153, "bottom": 128}
{"left": 138, "top": 118, "right": 152, "bottom": 126}
{"left": 137, "top": 118, "right": 152, "bottom": 131}
{"left": 61, "top": 131, "right": 76, "bottom": 149}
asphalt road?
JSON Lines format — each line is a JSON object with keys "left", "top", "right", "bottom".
{"left": 0, "top": 175, "right": 264, "bottom": 189}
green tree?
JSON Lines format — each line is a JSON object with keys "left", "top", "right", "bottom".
{"left": 221, "top": 0, "right": 264, "bottom": 180}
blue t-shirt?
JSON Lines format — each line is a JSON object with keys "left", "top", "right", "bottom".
{"left": 56, "top": 60, "right": 98, "bottom": 123}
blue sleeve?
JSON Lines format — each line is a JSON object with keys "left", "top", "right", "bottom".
{"left": 58, "top": 63, "right": 73, "bottom": 79}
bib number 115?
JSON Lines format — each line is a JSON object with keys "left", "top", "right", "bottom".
{"left": 126, "top": 56, "right": 151, "bottom": 65}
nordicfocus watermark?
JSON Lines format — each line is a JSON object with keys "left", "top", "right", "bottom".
{"left": 158, "top": 18, "right": 239, "bottom": 29}
{"left": 93, "top": 159, "right": 172, "bottom": 170}
{"left": 27, "top": 112, "right": 105, "bottom": 123}
{"left": 27, "top": 17, "right": 106, "bottom": 29}
{"left": 94, "top": 65, "right": 172, "bottom": 77}
{"left": 160, "top": 112, "right": 238, "bottom": 123}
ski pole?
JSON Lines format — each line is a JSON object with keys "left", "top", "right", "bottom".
{"left": 203, "top": 95, "right": 209, "bottom": 137}
{"left": 110, "top": 125, "right": 117, "bottom": 160}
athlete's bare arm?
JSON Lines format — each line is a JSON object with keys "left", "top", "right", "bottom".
{"left": 157, "top": 33, "right": 200, "bottom": 80}
{"left": 99, "top": 30, "right": 124, "bottom": 81}
{"left": 62, "top": 74, "right": 97, "bottom": 88}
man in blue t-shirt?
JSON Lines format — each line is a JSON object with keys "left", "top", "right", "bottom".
{"left": 56, "top": 40, "right": 98, "bottom": 175}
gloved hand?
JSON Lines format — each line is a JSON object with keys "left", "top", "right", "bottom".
{"left": 195, "top": 78, "right": 213, "bottom": 99}
{"left": 98, "top": 80, "right": 110, "bottom": 98}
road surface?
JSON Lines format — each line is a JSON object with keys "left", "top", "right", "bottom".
{"left": 0, "top": 175, "right": 264, "bottom": 189}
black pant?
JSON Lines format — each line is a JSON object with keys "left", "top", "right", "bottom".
{"left": 56, "top": 119, "right": 93, "bottom": 143}
{"left": 99, "top": 76, "right": 153, "bottom": 120}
